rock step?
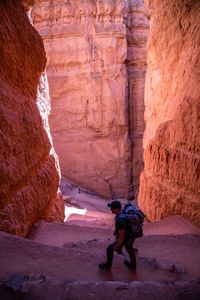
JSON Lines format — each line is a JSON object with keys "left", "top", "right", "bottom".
{"left": 1, "top": 229, "right": 200, "bottom": 284}
{"left": 1, "top": 274, "right": 200, "bottom": 300}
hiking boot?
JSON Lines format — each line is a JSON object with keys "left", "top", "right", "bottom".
{"left": 98, "top": 263, "right": 111, "bottom": 270}
{"left": 124, "top": 260, "right": 136, "bottom": 270}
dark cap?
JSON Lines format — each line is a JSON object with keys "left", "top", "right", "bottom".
{"left": 107, "top": 200, "right": 121, "bottom": 210}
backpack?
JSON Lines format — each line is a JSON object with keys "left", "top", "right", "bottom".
{"left": 123, "top": 203, "right": 145, "bottom": 238}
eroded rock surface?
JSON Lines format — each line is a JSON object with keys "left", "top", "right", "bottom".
{"left": 126, "top": 1, "right": 149, "bottom": 193}
{"left": 32, "top": 0, "right": 149, "bottom": 198}
{"left": 0, "top": 0, "right": 64, "bottom": 237}
{"left": 138, "top": 0, "right": 200, "bottom": 225}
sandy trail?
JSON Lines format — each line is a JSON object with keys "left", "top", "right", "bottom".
{"left": 1, "top": 185, "right": 200, "bottom": 285}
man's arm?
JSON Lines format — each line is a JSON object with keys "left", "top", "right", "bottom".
{"left": 114, "top": 229, "right": 125, "bottom": 251}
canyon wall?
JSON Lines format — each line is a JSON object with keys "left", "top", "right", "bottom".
{"left": 32, "top": 0, "right": 149, "bottom": 199}
{"left": 0, "top": 0, "right": 64, "bottom": 237}
{"left": 138, "top": 0, "right": 200, "bottom": 225}
{"left": 127, "top": 1, "right": 149, "bottom": 194}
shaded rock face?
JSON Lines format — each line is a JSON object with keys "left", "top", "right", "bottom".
{"left": 32, "top": 0, "right": 149, "bottom": 198}
{"left": 138, "top": 0, "right": 200, "bottom": 225}
{"left": 0, "top": 0, "right": 64, "bottom": 237}
{"left": 126, "top": 1, "right": 149, "bottom": 194}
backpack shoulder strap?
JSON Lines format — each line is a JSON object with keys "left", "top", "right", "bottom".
{"left": 116, "top": 212, "right": 127, "bottom": 221}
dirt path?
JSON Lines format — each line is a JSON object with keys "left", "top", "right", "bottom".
{"left": 1, "top": 184, "right": 200, "bottom": 285}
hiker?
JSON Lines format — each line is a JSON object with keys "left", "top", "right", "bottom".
{"left": 98, "top": 200, "right": 136, "bottom": 271}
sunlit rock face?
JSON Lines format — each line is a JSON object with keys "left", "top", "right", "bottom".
{"left": 0, "top": 1, "right": 64, "bottom": 237}
{"left": 139, "top": 0, "right": 200, "bottom": 225}
{"left": 32, "top": 0, "right": 149, "bottom": 198}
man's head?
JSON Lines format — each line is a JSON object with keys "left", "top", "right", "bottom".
{"left": 107, "top": 200, "right": 121, "bottom": 215}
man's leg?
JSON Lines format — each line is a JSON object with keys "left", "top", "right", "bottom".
{"left": 124, "top": 239, "right": 136, "bottom": 270}
{"left": 98, "top": 241, "right": 116, "bottom": 270}
{"left": 106, "top": 241, "right": 116, "bottom": 266}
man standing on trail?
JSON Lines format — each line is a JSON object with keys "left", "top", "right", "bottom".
{"left": 98, "top": 200, "right": 136, "bottom": 271}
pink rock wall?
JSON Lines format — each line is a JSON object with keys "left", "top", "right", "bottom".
{"left": 127, "top": 1, "right": 149, "bottom": 194}
{"left": 0, "top": 0, "right": 64, "bottom": 237}
{"left": 32, "top": 0, "right": 149, "bottom": 199}
{"left": 138, "top": 0, "right": 200, "bottom": 225}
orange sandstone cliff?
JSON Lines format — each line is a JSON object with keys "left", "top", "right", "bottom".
{"left": 32, "top": 0, "right": 149, "bottom": 199}
{"left": 0, "top": 0, "right": 64, "bottom": 237}
{"left": 138, "top": 0, "right": 200, "bottom": 225}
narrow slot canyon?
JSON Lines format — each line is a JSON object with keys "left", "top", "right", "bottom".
{"left": 0, "top": 1, "right": 200, "bottom": 299}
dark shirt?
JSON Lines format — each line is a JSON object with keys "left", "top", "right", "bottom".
{"left": 115, "top": 212, "right": 132, "bottom": 241}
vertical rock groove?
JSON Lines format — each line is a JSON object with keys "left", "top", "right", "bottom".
{"left": 126, "top": 0, "right": 149, "bottom": 198}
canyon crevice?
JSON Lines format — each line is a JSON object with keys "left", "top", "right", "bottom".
{"left": 138, "top": 0, "right": 200, "bottom": 225}
{"left": 0, "top": 0, "right": 64, "bottom": 237}
{"left": 32, "top": 0, "right": 149, "bottom": 199}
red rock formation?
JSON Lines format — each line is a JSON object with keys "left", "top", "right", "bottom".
{"left": 126, "top": 1, "right": 149, "bottom": 195}
{"left": 138, "top": 0, "right": 200, "bottom": 225}
{"left": 32, "top": 0, "right": 149, "bottom": 199}
{"left": 0, "top": 0, "right": 64, "bottom": 237}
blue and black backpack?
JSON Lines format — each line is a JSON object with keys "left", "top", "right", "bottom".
{"left": 122, "top": 203, "right": 145, "bottom": 238}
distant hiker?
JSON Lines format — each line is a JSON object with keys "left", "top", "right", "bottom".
{"left": 98, "top": 200, "right": 137, "bottom": 271}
